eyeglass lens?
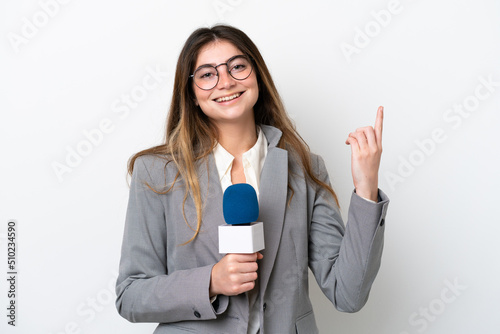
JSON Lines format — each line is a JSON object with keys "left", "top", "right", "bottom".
{"left": 193, "top": 56, "right": 252, "bottom": 90}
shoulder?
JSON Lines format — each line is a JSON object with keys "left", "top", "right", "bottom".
{"left": 309, "top": 153, "right": 327, "bottom": 175}
{"left": 132, "top": 154, "right": 179, "bottom": 185}
{"left": 287, "top": 150, "right": 327, "bottom": 175}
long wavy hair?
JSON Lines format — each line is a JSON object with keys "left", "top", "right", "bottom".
{"left": 128, "top": 24, "right": 339, "bottom": 244}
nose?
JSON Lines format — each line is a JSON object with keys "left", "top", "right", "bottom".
{"left": 216, "top": 65, "right": 235, "bottom": 89}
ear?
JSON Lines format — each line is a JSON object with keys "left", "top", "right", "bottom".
{"left": 194, "top": 98, "right": 199, "bottom": 106}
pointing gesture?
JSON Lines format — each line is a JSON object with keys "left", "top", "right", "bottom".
{"left": 345, "top": 106, "right": 384, "bottom": 202}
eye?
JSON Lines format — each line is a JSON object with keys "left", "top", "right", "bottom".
{"left": 228, "top": 56, "right": 251, "bottom": 74}
{"left": 231, "top": 64, "right": 246, "bottom": 72}
{"left": 200, "top": 72, "right": 213, "bottom": 79}
{"left": 196, "top": 67, "right": 217, "bottom": 80}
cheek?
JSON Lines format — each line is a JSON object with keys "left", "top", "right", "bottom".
{"left": 249, "top": 79, "right": 259, "bottom": 102}
{"left": 193, "top": 89, "right": 208, "bottom": 106}
{"left": 248, "top": 74, "right": 259, "bottom": 95}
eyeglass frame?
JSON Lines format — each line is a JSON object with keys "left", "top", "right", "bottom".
{"left": 189, "top": 54, "right": 254, "bottom": 91}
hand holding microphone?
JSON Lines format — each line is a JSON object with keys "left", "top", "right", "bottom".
{"left": 210, "top": 252, "right": 263, "bottom": 297}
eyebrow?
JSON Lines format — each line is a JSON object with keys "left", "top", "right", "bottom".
{"left": 194, "top": 54, "right": 244, "bottom": 70}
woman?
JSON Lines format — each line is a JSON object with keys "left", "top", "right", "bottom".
{"left": 116, "top": 24, "right": 389, "bottom": 334}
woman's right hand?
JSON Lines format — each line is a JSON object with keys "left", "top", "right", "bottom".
{"left": 209, "top": 252, "right": 263, "bottom": 297}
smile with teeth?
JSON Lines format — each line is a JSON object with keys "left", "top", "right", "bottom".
{"left": 214, "top": 92, "right": 242, "bottom": 103}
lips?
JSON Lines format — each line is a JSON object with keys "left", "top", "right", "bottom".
{"left": 213, "top": 92, "right": 243, "bottom": 103}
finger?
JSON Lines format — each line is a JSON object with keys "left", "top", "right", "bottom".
{"left": 230, "top": 270, "right": 258, "bottom": 282}
{"left": 256, "top": 252, "right": 264, "bottom": 260}
{"left": 227, "top": 280, "right": 256, "bottom": 295}
{"left": 231, "top": 253, "right": 259, "bottom": 262}
{"left": 239, "top": 261, "right": 259, "bottom": 273}
{"left": 345, "top": 135, "right": 360, "bottom": 155}
{"left": 351, "top": 130, "right": 368, "bottom": 151}
{"left": 346, "top": 132, "right": 360, "bottom": 145}
{"left": 242, "top": 271, "right": 258, "bottom": 282}
{"left": 374, "top": 106, "right": 384, "bottom": 147}
{"left": 359, "top": 126, "right": 377, "bottom": 149}
{"left": 355, "top": 126, "right": 378, "bottom": 149}
{"left": 239, "top": 281, "right": 256, "bottom": 293}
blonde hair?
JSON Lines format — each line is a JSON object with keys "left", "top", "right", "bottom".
{"left": 128, "top": 25, "right": 339, "bottom": 244}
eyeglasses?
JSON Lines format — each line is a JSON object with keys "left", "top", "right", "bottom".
{"left": 189, "top": 55, "right": 253, "bottom": 90}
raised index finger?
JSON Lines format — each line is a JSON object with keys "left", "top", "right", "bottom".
{"left": 374, "top": 106, "right": 384, "bottom": 147}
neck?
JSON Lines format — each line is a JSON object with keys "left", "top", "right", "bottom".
{"left": 216, "top": 122, "right": 258, "bottom": 158}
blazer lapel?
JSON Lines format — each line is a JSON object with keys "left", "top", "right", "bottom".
{"left": 258, "top": 126, "right": 288, "bottom": 296}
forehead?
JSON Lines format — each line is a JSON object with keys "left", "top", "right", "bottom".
{"left": 195, "top": 40, "right": 243, "bottom": 67}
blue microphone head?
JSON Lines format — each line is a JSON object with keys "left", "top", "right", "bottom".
{"left": 223, "top": 183, "right": 259, "bottom": 225}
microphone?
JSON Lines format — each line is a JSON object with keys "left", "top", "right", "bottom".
{"left": 218, "top": 184, "right": 265, "bottom": 254}
{"left": 223, "top": 183, "right": 259, "bottom": 225}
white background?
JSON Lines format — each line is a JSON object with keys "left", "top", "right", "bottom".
{"left": 1, "top": 0, "right": 499, "bottom": 333}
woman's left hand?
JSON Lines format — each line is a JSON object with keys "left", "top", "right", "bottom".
{"left": 345, "top": 106, "right": 384, "bottom": 202}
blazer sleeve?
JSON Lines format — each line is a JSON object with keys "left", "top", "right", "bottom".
{"left": 308, "top": 155, "right": 389, "bottom": 312}
{"left": 115, "top": 157, "right": 228, "bottom": 323}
